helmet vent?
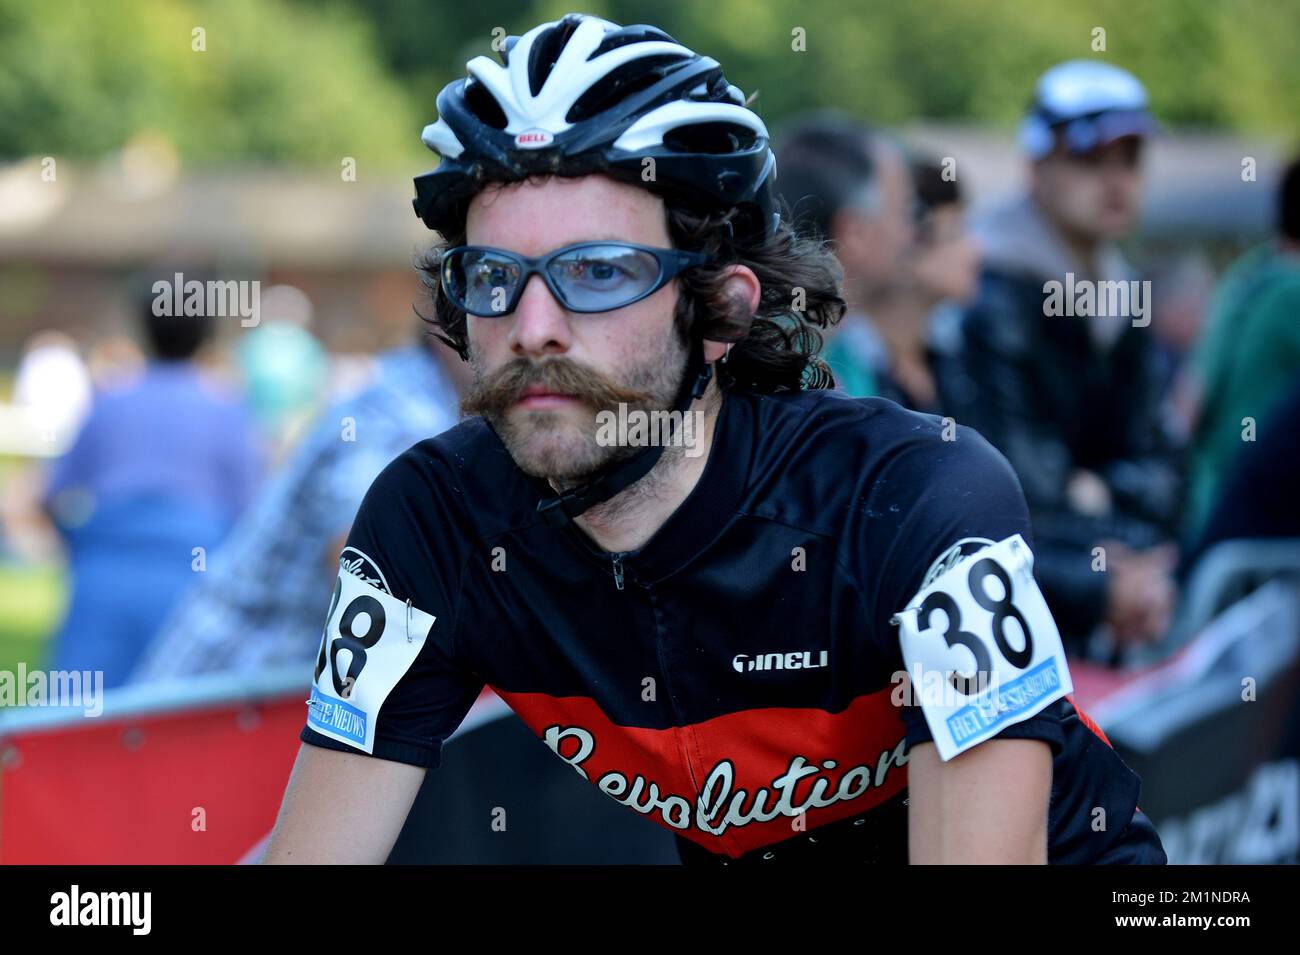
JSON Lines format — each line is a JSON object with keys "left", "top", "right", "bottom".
{"left": 588, "top": 25, "right": 678, "bottom": 59}
{"left": 663, "top": 121, "right": 758, "bottom": 155}
{"left": 565, "top": 55, "right": 687, "bottom": 124}
{"left": 464, "top": 79, "right": 508, "bottom": 130}
{"left": 528, "top": 16, "right": 584, "bottom": 97}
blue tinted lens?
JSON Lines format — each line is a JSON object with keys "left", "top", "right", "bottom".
{"left": 547, "top": 245, "right": 661, "bottom": 310}
{"left": 445, "top": 249, "right": 521, "bottom": 314}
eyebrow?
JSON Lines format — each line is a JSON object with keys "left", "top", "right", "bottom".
{"left": 465, "top": 238, "right": 665, "bottom": 256}
{"left": 472, "top": 237, "right": 640, "bottom": 247}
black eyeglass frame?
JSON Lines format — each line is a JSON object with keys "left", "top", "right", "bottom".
{"left": 439, "top": 241, "right": 714, "bottom": 317}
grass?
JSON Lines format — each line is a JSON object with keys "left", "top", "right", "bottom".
{"left": 0, "top": 562, "right": 64, "bottom": 676}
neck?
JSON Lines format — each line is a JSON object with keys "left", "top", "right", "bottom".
{"left": 559, "top": 383, "right": 725, "bottom": 553}
{"left": 1032, "top": 195, "right": 1102, "bottom": 277}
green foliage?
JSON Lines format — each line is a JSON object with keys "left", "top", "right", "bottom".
{"left": 1, "top": 0, "right": 1295, "bottom": 168}
{"left": 0, "top": 0, "right": 423, "bottom": 170}
{"left": 356, "top": 0, "right": 1300, "bottom": 134}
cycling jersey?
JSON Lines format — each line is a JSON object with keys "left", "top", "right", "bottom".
{"left": 299, "top": 386, "right": 1167, "bottom": 864}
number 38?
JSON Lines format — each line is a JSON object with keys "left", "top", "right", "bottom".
{"left": 314, "top": 576, "right": 387, "bottom": 699}
{"left": 918, "top": 557, "right": 1033, "bottom": 695}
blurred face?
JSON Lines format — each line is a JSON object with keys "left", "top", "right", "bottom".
{"left": 833, "top": 143, "right": 917, "bottom": 296}
{"left": 459, "top": 174, "right": 689, "bottom": 483}
{"left": 911, "top": 204, "right": 980, "bottom": 304}
{"left": 1031, "top": 136, "right": 1144, "bottom": 241}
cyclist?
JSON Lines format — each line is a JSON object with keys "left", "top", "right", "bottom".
{"left": 265, "top": 13, "right": 1166, "bottom": 865}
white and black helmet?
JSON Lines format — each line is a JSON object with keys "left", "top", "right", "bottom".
{"left": 413, "top": 13, "right": 779, "bottom": 243}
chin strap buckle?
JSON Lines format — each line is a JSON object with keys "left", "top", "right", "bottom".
{"left": 536, "top": 494, "right": 575, "bottom": 528}
{"left": 691, "top": 359, "right": 714, "bottom": 400}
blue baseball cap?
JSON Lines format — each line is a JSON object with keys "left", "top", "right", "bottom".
{"left": 1019, "top": 60, "right": 1159, "bottom": 160}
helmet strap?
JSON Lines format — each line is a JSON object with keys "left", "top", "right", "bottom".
{"left": 536, "top": 337, "right": 713, "bottom": 528}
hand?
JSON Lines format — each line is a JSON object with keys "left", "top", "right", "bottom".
{"left": 1102, "top": 541, "right": 1178, "bottom": 648}
{"left": 1066, "top": 469, "right": 1112, "bottom": 517}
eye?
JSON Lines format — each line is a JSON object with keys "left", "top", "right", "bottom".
{"left": 563, "top": 258, "right": 630, "bottom": 283}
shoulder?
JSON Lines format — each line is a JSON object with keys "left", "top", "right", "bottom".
{"left": 743, "top": 388, "right": 1023, "bottom": 527}
{"left": 1251, "top": 259, "right": 1300, "bottom": 313}
{"left": 779, "top": 387, "right": 1006, "bottom": 464}
{"left": 747, "top": 385, "right": 1013, "bottom": 470}
{"left": 1217, "top": 245, "right": 1300, "bottom": 302}
{"left": 342, "top": 416, "right": 530, "bottom": 608}
{"left": 189, "top": 366, "right": 246, "bottom": 404}
{"left": 359, "top": 414, "right": 539, "bottom": 540}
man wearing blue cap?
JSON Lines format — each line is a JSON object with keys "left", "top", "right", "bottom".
{"left": 957, "top": 60, "right": 1184, "bottom": 660}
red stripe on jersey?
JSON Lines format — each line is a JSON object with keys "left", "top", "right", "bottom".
{"left": 1066, "top": 693, "right": 1115, "bottom": 749}
{"left": 491, "top": 686, "right": 911, "bottom": 858}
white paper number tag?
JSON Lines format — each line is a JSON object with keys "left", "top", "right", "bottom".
{"left": 891, "top": 534, "right": 1072, "bottom": 761}
{"left": 307, "top": 566, "right": 436, "bottom": 754}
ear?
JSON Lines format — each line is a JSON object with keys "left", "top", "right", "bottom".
{"left": 703, "top": 263, "right": 761, "bottom": 363}
{"left": 703, "top": 339, "right": 730, "bottom": 363}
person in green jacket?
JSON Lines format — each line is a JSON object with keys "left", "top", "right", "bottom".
{"left": 1186, "top": 155, "right": 1300, "bottom": 540}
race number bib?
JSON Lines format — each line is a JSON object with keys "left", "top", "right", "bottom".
{"left": 306, "top": 565, "right": 436, "bottom": 754}
{"left": 891, "top": 534, "right": 1071, "bottom": 761}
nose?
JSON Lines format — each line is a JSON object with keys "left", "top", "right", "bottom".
{"left": 508, "top": 272, "right": 572, "bottom": 357}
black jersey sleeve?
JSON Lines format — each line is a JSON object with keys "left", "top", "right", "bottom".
{"left": 858, "top": 415, "right": 1066, "bottom": 756}
{"left": 299, "top": 442, "right": 484, "bottom": 769}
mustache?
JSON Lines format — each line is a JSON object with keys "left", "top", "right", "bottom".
{"left": 460, "top": 356, "right": 658, "bottom": 418}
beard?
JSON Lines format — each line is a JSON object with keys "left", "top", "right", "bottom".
{"left": 460, "top": 330, "right": 690, "bottom": 484}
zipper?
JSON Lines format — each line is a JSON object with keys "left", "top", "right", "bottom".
{"left": 563, "top": 521, "right": 636, "bottom": 591}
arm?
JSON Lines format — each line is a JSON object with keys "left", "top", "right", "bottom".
{"left": 907, "top": 738, "right": 1052, "bottom": 864}
{"left": 263, "top": 743, "right": 427, "bottom": 864}
{"left": 861, "top": 421, "right": 1067, "bottom": 863}
{"left": 280, "top": 445, "right": 482, "bottom": 859}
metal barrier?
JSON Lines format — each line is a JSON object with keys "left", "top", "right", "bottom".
{"left": 1160, "top": 537, "right": 1300, "bottom": 655}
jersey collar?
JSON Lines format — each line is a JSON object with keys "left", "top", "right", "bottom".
{"left": 553, "top": 385, "right": 754, "bottom": 584}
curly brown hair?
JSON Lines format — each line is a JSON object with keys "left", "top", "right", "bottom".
{"left": 414, "top": 176, "right": 846, "bottom": 394}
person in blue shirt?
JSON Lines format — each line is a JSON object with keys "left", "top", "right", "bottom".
{"left": 41, "top": 273, "right": 264, "bottom": 687}
{"left": 129, "top": 328, "right": 462, "bottom": 682}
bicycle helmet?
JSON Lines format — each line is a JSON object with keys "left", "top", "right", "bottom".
{"left": 413, "top": 13, "right": 779, "bottom": 243}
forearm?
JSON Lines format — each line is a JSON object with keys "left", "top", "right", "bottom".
{"left": 907, "top": 739, "right": 1052, "bottom": 864}
{"left": 263, "top": 742, "right": 427, "bottom": 864}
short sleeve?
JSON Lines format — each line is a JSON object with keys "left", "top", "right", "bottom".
{"left": 299, "top": 444, "right": 484, "bottom": 769}
{"left": 900, "top": 698, "right": 1065, "bottom": 757}
{"left": 859, "top": 419, "right": 1065, "bottom": 757}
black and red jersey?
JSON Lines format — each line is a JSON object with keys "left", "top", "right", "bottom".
{"left": 299, "top": 386, "right": 1166, "bottom": 864}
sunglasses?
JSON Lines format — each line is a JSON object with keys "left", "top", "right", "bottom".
{"left": 440, "top": 241, "right": 713, "bottom": 317}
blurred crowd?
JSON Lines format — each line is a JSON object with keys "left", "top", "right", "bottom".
{"left": 3, "top": 58, "right": 1299, "bottom": 690}
{"left": 778, "top": 60, "right": 1300, "bottom": 665}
